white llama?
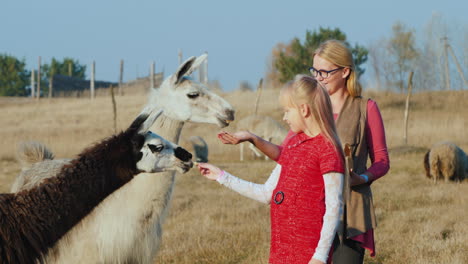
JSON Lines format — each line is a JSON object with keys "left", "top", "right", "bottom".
{"left": 12, "top": 54, "right": 235, "bottom": 264}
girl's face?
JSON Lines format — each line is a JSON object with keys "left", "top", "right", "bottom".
{"left": 312, "top": 54, "right": 349, "bottom": 96}
{"left": 282, "top": 105, "right": 305, "bottom": 133}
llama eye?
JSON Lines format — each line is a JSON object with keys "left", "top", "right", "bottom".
{"left": 148, "top": 144, "right": 164, "bottom": 153}
{"left": 187, "top": 92, "right": 200, "bottom": 99}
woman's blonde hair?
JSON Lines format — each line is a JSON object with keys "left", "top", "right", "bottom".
{"left": 280, "top": 74, "right": 344, "bottom": 163}
{"left": 314, "top": 39, "right": 362, "bottom": 97}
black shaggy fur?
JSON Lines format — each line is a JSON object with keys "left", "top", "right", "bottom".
{"left": 0, "top": 114, "right": 150, "bottom": 264}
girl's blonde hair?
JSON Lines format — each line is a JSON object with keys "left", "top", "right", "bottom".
{"left": 280, "top": 74, "right": 344, "bottom": 163}
{"left": 314, "top": 39, "right": 362, "bottom": 97}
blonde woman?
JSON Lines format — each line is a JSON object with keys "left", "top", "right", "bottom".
{"left": 199, "top": 75, "right": 345, "bottom": 264}
{"left": 308, "top": 39, "right": 390, "bottom": 263}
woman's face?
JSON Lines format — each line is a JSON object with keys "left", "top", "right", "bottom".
{"left": 312, "top": 54, "right": 349, "bottom": 96}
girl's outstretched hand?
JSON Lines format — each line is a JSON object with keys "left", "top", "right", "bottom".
{"left": 197, "top": 163, "right": 223, "bottom": 181}
{"left": 217, "top": 131, "right": 253, "bottom": 145}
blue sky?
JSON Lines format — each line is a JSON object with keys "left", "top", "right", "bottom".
{"left": 2, "top": 0, "right": 467, "bottom": 91}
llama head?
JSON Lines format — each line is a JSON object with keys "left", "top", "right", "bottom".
{"left": 149, "top": 54, "right": 235, "bottom": 127}
{"left": 126, "top": 109, "right": 193, "bottom": 173}
{"left": 137, "top": 131, "right": 193, "bottom": 173}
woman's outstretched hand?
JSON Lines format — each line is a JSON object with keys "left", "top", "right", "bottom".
{"left": 197, "top": 163, "right": 223, "bottom": 181}
{"left": 217, "top": 131, "right": 253, "bottom": 145}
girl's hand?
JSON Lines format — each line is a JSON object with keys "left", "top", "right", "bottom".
{"left": 308, "top": 258, "right": 325, "bottom": 264}
{"left": 197, "top": 163, "right": 223, "bottom": 181}
{"left": 217, "top": 131, "right": 253, "bottom": 145}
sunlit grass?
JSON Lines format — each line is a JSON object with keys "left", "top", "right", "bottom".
{"left": 0, "top": 86, "right": 466, "bottom": 263}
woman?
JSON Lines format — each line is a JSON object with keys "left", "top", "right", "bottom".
{"left": 309, "top": 39, "right": 389, "bottom": 264}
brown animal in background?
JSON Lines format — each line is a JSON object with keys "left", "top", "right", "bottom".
{"left": 423, "top": 142, "right": 468, "bottom": 182}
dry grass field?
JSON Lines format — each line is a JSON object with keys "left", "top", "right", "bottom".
{"left": 0, "top": 85, "right": 466, "bottom": 264}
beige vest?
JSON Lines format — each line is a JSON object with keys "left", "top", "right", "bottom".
{"left": 336, "top": 96, "right": 377, "bottom": 238}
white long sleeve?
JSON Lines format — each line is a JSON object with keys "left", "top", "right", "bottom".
{"left": 216, "top": 164, "right": 281, "bottom": 204}
{"left": 312, "top": 172, "right": 344, "bottom": 263}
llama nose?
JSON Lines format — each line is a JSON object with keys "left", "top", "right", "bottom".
{"left": 225, "top": 109, "right": 235, "bottom": 121}
{"left": 175, "top": 147, "right": 193, "bottom": 162}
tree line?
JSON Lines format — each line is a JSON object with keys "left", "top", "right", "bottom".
{"left": 0, "top": 56, "right": 86, "bottom": 96}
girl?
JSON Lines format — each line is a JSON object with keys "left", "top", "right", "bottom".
{"left": 198, "top": 75, "right": 345, "bottom": 264}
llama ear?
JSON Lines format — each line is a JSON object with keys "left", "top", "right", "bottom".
{"left": 136, "top": 108, "right": 164, "bottom": 134}
{"left": 138, "top": 108, "right": 164, "bottom": 134}
{"left": 174, "top": 53, "right": 207, "bottom": 84}
{"left": 127, "top": 108, "right": 164, "bottom": 135}
{"left": 189, "top": 53, "right": 208, "bottom": 73}
{"left": 175, "top": 56, "right": 196, "bottom": 84}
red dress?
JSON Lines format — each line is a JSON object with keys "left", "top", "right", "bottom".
{"left": 269, "top": 132, "right": 344, "bottom": 264}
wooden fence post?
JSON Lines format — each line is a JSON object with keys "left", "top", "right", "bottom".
{"left": 90, "top": 61, "right": 95, "bottom": 99}
{"left": 403, "top": 71, "right": 414, "bottom": 145}
{"left": 48, "top": 75, "right": 53, "bottom": 98}
{"left": 204, "top": 52, "right": 208, "bottom": 84}
{"left": 442, "top": 37, "right": 451, "bottom": 90}
{"left": 31, "top": 69, "right": 35, "bottom": 98}
{"left": 254, "top": 78, "right": 263, "bottom": 116}
{"left": 150, "top": 61, "right": 155, "bottom": 88}
{"left": 48, "top": 63, "right": 54, "bottom": 98}
{"left": 178, "top": 49, "right": 183, "bottom": 65}
{"left": 37, "top": 56, "right": 41, "bottom": 99}
{"left": 198, "top": 52, "right": 208, "bottom": 85}
{"left": 119, "top": 59, "right": 124, "bottom": 95}
{"left": 110, "top": 85, "right": 117, "bottom": 133}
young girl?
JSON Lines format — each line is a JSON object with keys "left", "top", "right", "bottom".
{"left": 198, "top": 75, "right": 345, "bottom": 264}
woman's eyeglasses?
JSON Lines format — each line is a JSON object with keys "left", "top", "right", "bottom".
{"left": 309, "top": 66, "right": 344, "bottom": 78}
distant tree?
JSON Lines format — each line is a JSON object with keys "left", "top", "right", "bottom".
{"left": 387, "top": 22, "right": 419, "bottom": 92}
{"left": 42, "top": 57, "right": 86, "bottom": 79}
{"left": 0, "top": 54, "right": 30, "bottom": 96}
{"left": 268, "top": 27, "right": 368, "bottom": 84}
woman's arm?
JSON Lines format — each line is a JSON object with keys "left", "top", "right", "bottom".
{"left": 218, "top": 131, "right": 281, "bottom": 160}
{"left": 364, "top": 100, "right": 390, "bottom": 182}
{"left": 311, "top": 172, "right": 344, "bottom": 263}
{"left": 198, "top": 163, "right": 281, "bottom": 204}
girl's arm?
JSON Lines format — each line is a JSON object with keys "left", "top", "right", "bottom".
{"left": 311, "top": 172, "right": 344, "bottom": 263}
{"left": 363, "top": 100, "right": 390, "bottom": 182}
{"left": 218, "top": 131, "right": 281, "bottom": 160}
{"left": 198, "top": 163, "right": 281, "bottom": 204}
